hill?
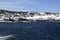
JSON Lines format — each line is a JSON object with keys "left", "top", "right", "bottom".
{"left": 0, "top": 9, "right": 60, "bottom": 22}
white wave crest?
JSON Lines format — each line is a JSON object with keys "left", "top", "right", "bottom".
{"left": 0, "top": 35, "right": 14, "bottom": 40}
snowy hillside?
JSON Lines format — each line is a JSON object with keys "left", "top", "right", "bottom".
{"left": 0, "top": 9, "right": 60, "bottom": 22}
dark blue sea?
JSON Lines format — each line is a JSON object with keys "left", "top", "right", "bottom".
{"left": 0, "top": 22, "right": 60, "bottom": 40}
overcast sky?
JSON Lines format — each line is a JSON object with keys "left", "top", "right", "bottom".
{"left": 0, "top": 0, "right": 60, "bottom": 12}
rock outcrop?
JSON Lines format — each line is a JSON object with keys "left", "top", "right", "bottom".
{"left": 0, "top": 9, "right": 60, "bottom": 22}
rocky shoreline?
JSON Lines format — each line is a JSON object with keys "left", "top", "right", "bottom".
{"left": 0, "top": 9, "right": 60, "bottom": 22}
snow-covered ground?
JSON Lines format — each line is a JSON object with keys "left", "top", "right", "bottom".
{"left": 25, "top": 12, "right": 60, "bottom": 21}
{"left": 0, "top": 10, "right": 60, "bottom": 22}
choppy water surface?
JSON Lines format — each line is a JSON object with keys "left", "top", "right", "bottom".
{"left": 0, "top": 22, "right": 60, "bottom": 40}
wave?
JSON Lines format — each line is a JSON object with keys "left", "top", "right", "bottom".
{"left": 0, "top": 35, "right": 14, "bottom": 40}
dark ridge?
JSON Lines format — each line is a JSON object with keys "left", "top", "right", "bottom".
{"left": 0, "top": 9, "right": 29, "bottom": 13}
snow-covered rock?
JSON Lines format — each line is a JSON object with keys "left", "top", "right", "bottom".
{"left": 0, "top": 9, "right": 60, "bottom": 22}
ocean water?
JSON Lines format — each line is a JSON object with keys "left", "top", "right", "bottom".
{"left": 0, "top": 22, "right": 60, "bottom": 40}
